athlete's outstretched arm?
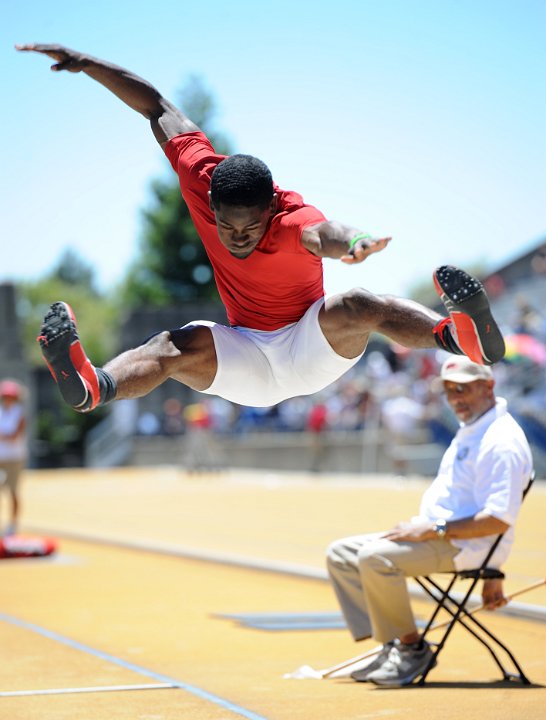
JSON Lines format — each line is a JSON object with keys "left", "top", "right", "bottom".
{"left": 301, "top": 220, "right": 391, "bottom": 264}
{"left": 16, "top": 43, "right": 197, "bottom": 146}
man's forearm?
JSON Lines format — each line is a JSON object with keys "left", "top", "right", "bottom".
{"left": 383, "top": 512, "right": 509, "bottom": 543}
{"left": 444, "top": 512, "right": 509, "bottom": 540}
{"left": 301, "top": 221, "right": 391, "bottom": 265}
{"left": 16, "top": 44, "right": 197, "bottom": 143}
{"left": 302, "top": 221, "right": 360, "bottom": 258}
{"left": 82, "top": 58, "right": 194, "bottom": 142}
{"left": 81, "top": 55, "right": 167, "bottom": 119}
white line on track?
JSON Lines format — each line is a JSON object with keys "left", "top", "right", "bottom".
{"left": 0, "top": 683, "right": 174, "bottom": 697}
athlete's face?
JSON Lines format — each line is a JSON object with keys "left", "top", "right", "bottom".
{"left": 443, "top": 379, "right": 495, "bottom": 424}
{"left": 209, "top": 195, "right": 277, "bottom": 259}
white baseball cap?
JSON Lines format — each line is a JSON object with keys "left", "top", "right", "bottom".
{"left": 440, "top": 356, "right": 494, "bottom": 383}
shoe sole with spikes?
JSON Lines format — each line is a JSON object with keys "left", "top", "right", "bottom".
{"left": 433, "top": 266, "right": 505, "bottom": 365}
{"left": 37, "top": 302, "right": 99, "bottom": 411}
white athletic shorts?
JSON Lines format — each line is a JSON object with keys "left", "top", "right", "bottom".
{"left": 181, "top": 298, "right": 364, "bottom": 407}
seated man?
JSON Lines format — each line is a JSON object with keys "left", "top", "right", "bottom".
{"left": 327, "top": 356, "right": 533, "bottom": 687}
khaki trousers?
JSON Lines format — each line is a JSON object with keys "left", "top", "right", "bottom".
{"left": 327, "top": 532, "right": 459, "bottom": 644}
{"left": 0, "top": 460, "right": 24, "bottom": 492}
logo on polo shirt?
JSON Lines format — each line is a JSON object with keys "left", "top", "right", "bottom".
{"left": 456, "top": 447, "right": 469, "bottom": 461}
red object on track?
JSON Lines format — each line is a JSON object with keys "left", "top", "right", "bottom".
{"left": 0, "top": 535, "right": 57, "bottom": 559}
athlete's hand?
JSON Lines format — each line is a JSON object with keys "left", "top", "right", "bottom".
{"left": 340, "top": 235, "right": 391, "bottom": 264}
{"left": 15, "top": 43, "right": 88, "bottom": 73}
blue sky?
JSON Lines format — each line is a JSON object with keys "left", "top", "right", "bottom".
{"left": 2, "top": 0, "right": 545, "bottom": 299}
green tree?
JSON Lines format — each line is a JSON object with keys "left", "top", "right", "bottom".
{"left": 50, "top": 247, "right": 97, "bottom": 291}
{"left": 19, "top": 248, "right": 118, "bottom": 370}
{"left": 120, "top": 76, "right": 233, "bottom": 308}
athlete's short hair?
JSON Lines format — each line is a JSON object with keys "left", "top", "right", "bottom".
{"left": 210, "top": 154, "right": 274, "bottom": 209}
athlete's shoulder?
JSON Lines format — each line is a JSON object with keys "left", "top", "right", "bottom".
{"left": 164, "top": 131, "right": 224, "bottom": 173}
{"left": 275, "top": 187, "right": 309, "bottom": 211}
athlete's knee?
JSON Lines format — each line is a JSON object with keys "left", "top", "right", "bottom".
{"left": 341, "top": 288, "right": 401, "bottom": 329}
{"left": 169, "top": 324, "right": 215, "bottom": 358}
{"left": 138, "top": 330, "right": 177, "bottom": 357}
{"left": 338, "top": 288, "right": 381, "bottom": 324}
{"left": 137, "top": 327, "right": 215, "bottom": 371}
{"left": 168, "top": 325, "right": 217, "bottom": 390}
{"left": 140, "top": 329, "right": 163, "bottom": 345}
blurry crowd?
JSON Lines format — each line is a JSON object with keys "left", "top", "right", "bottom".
{"left": 135, "top": 292, "right": 546, "bottom": 470}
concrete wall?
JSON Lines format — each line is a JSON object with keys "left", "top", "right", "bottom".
{"left": 129, "top": 429, "right": 446, "bottom": 476}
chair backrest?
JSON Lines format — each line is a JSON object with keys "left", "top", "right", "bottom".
{"left": 416, "top": 470, "right": 536, "bottom": 684}
{"left": 458, "top": 469, "right": 535, "bottom": 579}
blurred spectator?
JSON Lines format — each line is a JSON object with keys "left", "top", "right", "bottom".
{"left": 0, "top": 380, "right": 27, "bottom": 536}
{"left": 380, "top": 384, "right": 427, "bottom": 475}
{"left": 183, "top": 401, "right": 220, "bottom": 472}
{"left": 511, "top": 294, "right": 544, "bottom": 338}
{"left": 162, "top": 397, "right": 185, "bottom": 436}
{"left": 306, "top": 401, "right": 329, "bottom": 472}
{"left": 278, "top": 397, "right": 310, "bottom": 432}
{"left": 531, "top": 244, "right": 546, "bottom": 275}
{"left": 137, "top": 411, "right": 161, "bottom": 436}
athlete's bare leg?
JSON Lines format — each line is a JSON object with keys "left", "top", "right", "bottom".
{"left": 103, "top": 325, "right": 218, "bottom": 398}
{"left": 319, "top": 288, "right": 442, "bottom": 359}
{"left": 37, "top": 301, "right": 217, "bottom": 412}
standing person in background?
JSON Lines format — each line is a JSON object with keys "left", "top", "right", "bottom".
{"left": 0, "top": 380, "right": 27, "bottom": 537}
{"left": 183, "top": 401, "right": 219, "bottom": 473}
{"left": 306, "top": 401, "right": 329, "bottom": 472}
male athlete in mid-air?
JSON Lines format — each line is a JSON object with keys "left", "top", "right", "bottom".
{"left": 17, "top": 44, "right": 505, "bottom": 412}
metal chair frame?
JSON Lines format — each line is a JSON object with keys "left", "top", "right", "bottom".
{"left": 414, "top": 471, "right": 535, "bottom": 686}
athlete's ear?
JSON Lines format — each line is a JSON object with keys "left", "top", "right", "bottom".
{"left": 269, "top": 193, "right": 278, "bottom": 216}
{"left": 208, "top": 191, "right": 215, "bottom": 212}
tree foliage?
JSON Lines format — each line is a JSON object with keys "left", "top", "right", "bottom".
{"left": 120, "top": 76, "right": 233, "bottom": 308}
{"left": 20, "top": 253, "right": 118, "bottom": 369}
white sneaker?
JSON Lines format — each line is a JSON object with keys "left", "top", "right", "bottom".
{"left": 366, "top": 641, "right": 436, "bottom": 687}
{"left": 350, "top": 641, "right": 398, "bottom": 682}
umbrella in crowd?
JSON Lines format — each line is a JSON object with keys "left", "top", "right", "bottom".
{"left": 504, "top": 334, "right": 546, "bottom": 366}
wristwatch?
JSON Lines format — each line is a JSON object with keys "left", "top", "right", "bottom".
{"left": 433, "top": 519, "right": 448, "bottom": 538}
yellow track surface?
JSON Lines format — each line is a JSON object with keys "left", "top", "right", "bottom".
{"left": 1, "top": 467, "right": 544, "bottom": 720}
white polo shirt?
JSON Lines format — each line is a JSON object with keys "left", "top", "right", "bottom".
{"left": 417, "top": 398, "right": 533, "bottom": 570}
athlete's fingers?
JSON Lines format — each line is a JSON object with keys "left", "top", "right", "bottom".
{"left": 51, "top": 58, "right": 82, "bottom": 72}
{"left": 341, "top": 237, "right": 391, "bottom": 264}
{"left": 16, "top": 43, "right": 61, "bottom": 57}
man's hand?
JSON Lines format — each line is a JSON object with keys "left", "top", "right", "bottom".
{"left": 482, "top": 578, "right": 507, "bottom": 610}
{"left": 301, "top": 221, "right": 391, "bottom": 262}
{"left": 16, "top": 44, "right": 88, "bottom": 73}
{"left": 381, "top": 520, "right": 435, "bottom": 543}
{"left": 340, "top": 235, "right": 391, "bottom": 264}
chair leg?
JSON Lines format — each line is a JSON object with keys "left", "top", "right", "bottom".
{"left": 416, "top": 576, "right": 531, "bottom": 685}
{"left": 454, "top": 614, "right": 531, "bottom": 684}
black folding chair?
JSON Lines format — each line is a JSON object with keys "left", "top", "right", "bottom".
{"left": 414, "top": 471, "right": 535, "bottom": 685}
